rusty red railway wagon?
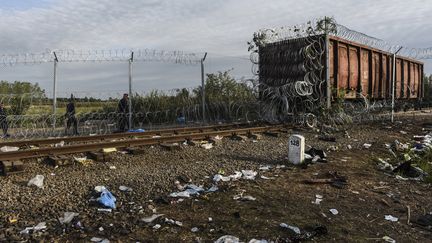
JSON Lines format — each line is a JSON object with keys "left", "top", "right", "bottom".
{"left": 329, "top": 36, "right": 424, "bottom": 100}
{"left": 258, "top": 34, "right": 424, "bottom": 102}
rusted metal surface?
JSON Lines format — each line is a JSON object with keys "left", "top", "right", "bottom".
{"left": 0, "top": 125, "right": 285, "bottom": 161}
{"left": 329, "top": 36, "right": 424, "bottom": 99}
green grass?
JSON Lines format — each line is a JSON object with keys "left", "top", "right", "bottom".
{"left": 25, "top": 103, "right": 105, "bottom": 115}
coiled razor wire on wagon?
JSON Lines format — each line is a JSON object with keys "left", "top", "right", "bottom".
{"left": 248, "top": 17, "right": 432, "bottom": 127}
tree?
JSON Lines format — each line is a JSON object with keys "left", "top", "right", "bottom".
{"left": 0, "top": 81, "right": 46, "bottom": 115}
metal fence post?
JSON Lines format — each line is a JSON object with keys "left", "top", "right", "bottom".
{"left": 391, "top": 47, "right": 403, "bottom": 123}
{"left": 128, "top": 51, "right": 134, "bottom": 130}
{"left": 201, "top": 52, "right": 207, "bottom": 123}
{"left": 52, "top": 52, "right": 58, "bottom": 130}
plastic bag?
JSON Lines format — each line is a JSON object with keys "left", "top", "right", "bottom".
{"left": 97, "top": 189, "right": 116, "bottom": 209}
{"left": 28, "top": 175, "right": 44, "bottom": 188}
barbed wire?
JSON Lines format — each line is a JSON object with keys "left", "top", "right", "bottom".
{"left": 251, "top": 17, "right": 432, "bottom": 60}
{"left": 0, "top": 48, "right": 202, "bottom": 67}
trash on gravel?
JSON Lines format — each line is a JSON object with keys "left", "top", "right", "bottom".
{"left": 97, "top": 188, "right": 117, "bottom": 209}
{"left": 393, "top": 161, "right": 426, "bottom": 179}
{"left": 233, "top": 195, "right": 256, "bottom": 201}
{"left": 213, "top": 171, "right": 244, "bottom": 182}
{"left": 128, "top": 129, "right": 145, "bottom": 133}
{"left": 400, "top": 130, "right": 407, "bottom": 135}
{"left": 153, "top": 224, "right": 161, "bottom": 230}
{"left": 55, "top": 141, "right": 65, "bottom": 147}
{"left": 191, "top": 227, "right": 199, "bottom": 232}
{"left": 102, "top": 148, "right": 117, "bottom": 153}
{"left": 74, "top": 156, "right": 93, "bottom": 166}
{"left": 215, "top": 235, "right": 240, "bottom": 243}
{"left": 413, "top": 213, "right": 432, "bottom": 227}
{"left": 303, "top": 171, "right": 347, "bottom": 188}
{"left": 94, "top": 186, "right": 107, "bottom": 193}
{"left": 141, "top": 214, "right": 164, "bottom": 223}
{"left": 280, "top": 223, "right": 301, "bottom": 234}
{"left": 385, "top": 215, "right": 398, "bottom": 222}
{"left": 312, "top": 194, "right": 323, "bottom": 205}
{"left": 242, "top": 170, "right": 257, "bottom": 180}
{"left": 59, "top": 212, "right": 79, "bottom": 224}
{"left": 259, "top": 165, "right": 271, "bottom": 171}
{"left": 207, "top": 185, "right": 219, "bottom": 192}
{"left": 152, "top": 135, "right": 161, "bottom": 138}
{"left": 382, "top": 236, "right": 396, "bottom": 243}
{"left": 165, "top": 218, "right": 183, "bottom": 226}
{"left": 393, "top": 140, "right": 409, "bottom": 151}
{"left": 0, "top": 146, "right": 19, "bottom": 152}
{"left": 201, "top": 143, "right": 213, "bottom": 149}
{"left": 90, "top": 237, "right": 110, "bottom": 243}
{"left": 214, "top": 135, "right": 223, "bottom": 140}
{"left": 28, "top": 175, "right": 44, "bottom": 188}
{"left": 260, "top": 175, "right": 274, "bottom": 180}
{"left": 377, "top": 158, "right": 394, "bottom": 171}
{"left": 305, "top": 147, "right": 327, "bottom": 163}
{"left": 169, "top": 191, "right": 191, "bottom": 198}
{"left": 248, "top": 239, "right": 268, "bottom": 243}
{"left": 20, "top": 222, "right": 47, "bottom": 234}
{"left": 97, "top": 208, "right": 112, "bottom": 213}
{"left": 119, "top": 185, "right": 133, "bottom": 192}
{"left": 169, "top": 184, "right": 205, "bottom": 198}
{"left": 347, "top": 145, "right": 352, "bottom": 150}
{"left": 329, "top": 209, "right": 339, "bottom": 215}
{"left": 363, "top": 143, "right": 372, "bottom": 149}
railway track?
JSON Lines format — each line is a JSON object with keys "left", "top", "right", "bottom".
{"left": 0, "top": 124, "right": 287, "bottom": 161}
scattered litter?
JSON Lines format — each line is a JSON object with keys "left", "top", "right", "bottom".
{"left": 214, "top": 235, "right": 240, "bottom": 243}
{"left": 141, "top": 214, "right": 164, "bottom": 223}
{"left": 59, "top": 212, "right": 79, "bottom": 224}
{"left": 90, "top": 237, "right": 110, "bottom": 242}
{"left": 54, "top": 141, "right": 65, "bottom": 147}
{"left": 305, "top": 148, "right": 327, "bottom": 163}
{"left": 20, "top": 222, "right": 47, "bottom": 234}
{"left": 214, "top": 135, "right": 223, "bottom": 140}
{"left": 413, "top": 213, "right": 432, "bottom": 227}
{"left": 169, "top": 191, "right": 191, "bottom": 198}
{"left": 260, "top": 175, "right": 274, "bottom": 180}
{"left": 74, "top": 156, "right": 93, "bottom": 166}
{"left": 258, "top": 169, "right": 272, "bottom": 177}
{"left": 382, "top": 236, "right": 396, "bottom": 243}
{"left": 363, "top": 143, "right": 372, "bottom": 149}
{"left": 393, "top": 161, "right": 426, "bottom": 179}
{"left": 347, "top": 145, "right": 352, "bottom": 150}
{"left": 128, "top": 129, "right": 145, "bottom": 133}
{"left": 377, "top": 158, "right": 394, "bottom": 172}
{"left": 119, "top": 185, "right": 133, "bottom": 192}
{"left": 329, "top": 209, "right": 339, "bottom": 215}
{"left": 191, "top": 227, "right": 199, "bottom": 232}
{"left": 400, "top": 131, "right": 407, "bottom": 135}
{"left": 97, "top": 208, "right": 112, "bottom": 213}
{"left": 312, "top": 194, "right": 323, "bottom": 205}
{"left": 27, "top": 175, "right": 44, "bottom": 188}
{"left": 109, "top": 166, "right": 116, "bottom": 170}
{"left": 165, "top": 218, "right": 183, "bottom": 226}
{"left": 249, "top": 239, "right": 268, "bottom": 243}
{"left": 280, "top": 223, "right": 301, "bottom": 234}
{"left": 94, "top": 186, "right": 107, "bottom": 193}
{"left": 207, "top": 185, "right": 219, "bottom": 192}
{"left": 241, "top": 170, "right": 257, "bottom": 180}
{"left": 152, "top": 135, "right": 161, "bottom": 139}
{"left": 169, "top": 184, "right": 205, "bottom": 198}
{"left": 385, "top": 215, "right": 398, "bottom": 222}
{"left": 97, "top": 188, "right": 116, "bottom": 209}
{"left": 208, "top": 217, "right": 213, "bottom": 222}
{"left": 233, "top": 195, "right": 256, "bottom": 201}
{"left": 102, "top": 148, "right": 117, "bottom": 153}
{"left": 152, "top": 224, "right": 161, "bottom": 230}
{"left": 0, "top": 146, "right": 19, "bottom": 152}
{"left": 201, "top": 143, "right": 213, "bottom": 149}
{"left": 99, "top": 227, "right": 104, "bottom": 231}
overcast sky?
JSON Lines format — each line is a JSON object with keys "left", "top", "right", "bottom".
{"left": 0, "top": 0, "right": 431, "bottom": 98}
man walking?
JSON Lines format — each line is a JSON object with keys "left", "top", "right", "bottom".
{"left": 0, "top": 103, "right": 10, "bottom": 138}
{"left": 65, "top": 95, "right": 79, "bottom": 135}
{"left": 118, "top": 93, "right": 129, "bottom": 132}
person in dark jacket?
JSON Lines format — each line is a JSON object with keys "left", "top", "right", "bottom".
{"left": 0, "top": 103, "right": 10, "bottom": 138}
{"left": 65, "top": 95, "right": 79, "bottom": 135}
{"left": 118, "top": 93, "right": 129, "bottom": 132}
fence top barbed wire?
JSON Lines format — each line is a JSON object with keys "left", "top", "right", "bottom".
{"left": 0, "top": 48, "right": 203, "bottom": 67}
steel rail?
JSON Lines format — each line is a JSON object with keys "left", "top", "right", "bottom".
{"left": 0, "top": 123, "right": 252, "bottom": 148}
{"left": 0, "top": 125, "right": 285, "bottom": 161}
